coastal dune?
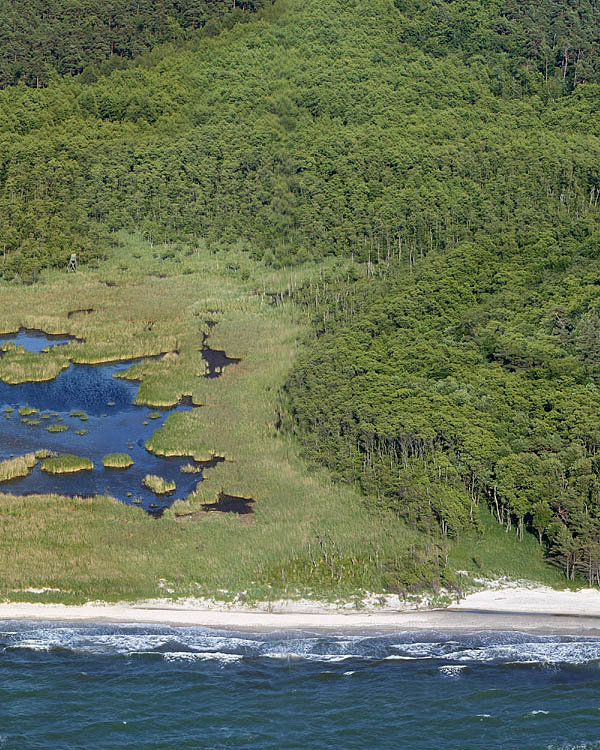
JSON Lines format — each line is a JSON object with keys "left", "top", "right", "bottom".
{"left": 3, "top": 587, "right": 600, "bottom": 632}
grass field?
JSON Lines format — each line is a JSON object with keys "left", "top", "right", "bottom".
{"left": 0, "top": 235, "right": 570, "bottom": 603}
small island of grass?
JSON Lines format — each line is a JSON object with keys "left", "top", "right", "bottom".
{"left": 180, "top": 463, "right": 202, "bottom": 474}
{"left": 142, "top": 473, "right": 175, "bottom": 494}
{"left": 102, "top": 453, "right": 133, "bottom": 469}
{"left": 41, "top": 454, "right": 94, "bottom": 474}
{"left": 18, "top": 406, "right": 38, "bottom": 417}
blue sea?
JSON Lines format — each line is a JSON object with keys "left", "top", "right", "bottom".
{"left": 1, "top": 622, "right": 600, "bottom": 749}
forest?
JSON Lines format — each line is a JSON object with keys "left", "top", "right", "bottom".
{"left": 0, "top": 0, "right": 268, "bottom": 88}
{"left": 2, "top": 0, "right": 600, "bottom": 584}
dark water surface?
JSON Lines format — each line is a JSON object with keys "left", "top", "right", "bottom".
{"left": 0, "top": 331, "right": 202, "bottom": 512}
{"left": 0, "top": 622, "right": 599, "bottom": 749}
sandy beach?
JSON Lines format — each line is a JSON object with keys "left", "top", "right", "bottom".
{"left": 2, "top": 586, "right": 600, "bottom": 632}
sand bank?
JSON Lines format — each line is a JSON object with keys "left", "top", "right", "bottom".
{"left": 2, "top": 586, "right": 600, "bottom": 632}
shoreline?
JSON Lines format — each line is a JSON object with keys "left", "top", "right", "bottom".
{"left": 3, "top": 586, "right": 600, "bottom": 633}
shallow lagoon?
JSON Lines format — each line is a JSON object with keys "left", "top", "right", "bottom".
{"left": 0, "top": 330, "right": 204, "bottom": 513}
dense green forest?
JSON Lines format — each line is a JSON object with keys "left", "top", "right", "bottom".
{"left": 2, "top": 0, "right": 600, "bottom": 584}
{"left": 0, "top": 0, "right": 267, "bottom": 88}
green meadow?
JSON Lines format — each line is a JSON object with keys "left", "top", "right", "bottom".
{"left": 0, "top": 236, "right": 566, "bottom": 603}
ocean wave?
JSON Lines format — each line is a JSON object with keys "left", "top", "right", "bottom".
{"left": 3, "top": 623, "right": 600, "bottom": 670}
{"left": 262, "top": 652, "right": 363, "bottom": 662}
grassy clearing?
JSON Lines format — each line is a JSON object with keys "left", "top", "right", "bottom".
{"left": 142, "top": 474, "right": 176, "bottom": 494}
{"left": 0, "top": 453, "right": 38, "bottom": 482}
{"left": 0, "top": 233, "right": 567, "bottom": 602}
{"left": 41, "top": 454, "right": 94, "bottom": 474}
{"left": 102, "top": 453, "right": 133, "bottom": 469}
{"left": 449, "top": 508, "right": 568, "bottom": 588}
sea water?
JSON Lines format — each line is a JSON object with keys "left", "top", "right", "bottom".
{"left": 0, "top": 622, "right": 600, "bottom": 749}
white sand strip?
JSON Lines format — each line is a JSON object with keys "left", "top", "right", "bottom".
{"left": 453, "top": 585, "right": 600, "bottom": 616}
{"left": 1, "top": 587, "right": 600, "bottom": 632}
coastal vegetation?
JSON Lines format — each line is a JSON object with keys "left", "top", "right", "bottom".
{"left": 0, "top": 0, "right": 599, "bottom": 599}
{"left": 0, "top": 453, "right": 39, "bottom": 482}
{"left": 0, "top": 241, "right": 459, "bottom": 602}
{"left": 41, "top": 454, "right": 94, "bottom": 474}
{"left": 46, "top": 424, "right": 68, "bottom": 433}
{"left": 102, "top": 453, "right": 133, "bottom": 469}
{"left": 142, "top": 474, "right": 176, "bottom": 495}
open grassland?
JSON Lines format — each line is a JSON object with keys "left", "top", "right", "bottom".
{"left": 0, "top": 236, "right": 565, "bottom": 602}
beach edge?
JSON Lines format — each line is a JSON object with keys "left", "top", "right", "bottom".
{"left": 3, "top": 586, "right": 600, "bottom": 632}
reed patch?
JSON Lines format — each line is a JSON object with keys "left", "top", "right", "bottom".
{"left": 41, "top": 454, "right": 94, "bottom": 474}
{"left": 142, "top": 474, "right": 176, "bottom": 495}
{"left": 0, "top": 453, "right": 39, "bottom": 482}
{"left": 102, "top": 453, "right": 134, "bottom": 469}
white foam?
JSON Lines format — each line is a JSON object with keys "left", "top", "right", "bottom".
{"left": 390, "top": 643, "right": 444, "bottom": 658}
{"left": 160, "top": 651, "right": 243, "bottom": 664}
{"left": 263, "top": 652, "right": 362, "bottom": 662}
{"left": 444, "top": 642, "right": 600, "bottom": 665}
{"left": 11, "top": 641, "right": 55, "bottom": 652}
{"left": 438, "top": 665, "right": 467, "bottom": 677}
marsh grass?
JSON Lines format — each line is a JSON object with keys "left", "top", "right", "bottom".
{"left": 103, "top": 453, "right": 133, "bottom": 469}
{"left": 47, "top": 424, "right": 68, "bottom": 433}
{"left": 180, "top": 463, "right": 202, "bottom": 473}
{"left": 0, "top": 233, "right": 563, "bottom": 603}
{"left": 35, "top": 449, "right": 54, "bottom": 459}
{"left": 41, "top": 454, "right": 94, "bottom": 474}
{"left": 18, "top": 407, "right": 38, "bottom": 417}
{"left": 0, "top": 453, "right": 38, "bottom": 482}
{"left": 142, "top": 474, "right": 176, "bottom": 494}
{"left": 0, "top": 349, "right": 70, "bottom": 384}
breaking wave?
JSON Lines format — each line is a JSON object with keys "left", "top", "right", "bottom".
{"left": 2, "top": 622, "right": 600, "bottom": 669}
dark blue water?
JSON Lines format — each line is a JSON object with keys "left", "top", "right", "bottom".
{"left": 0, "top": 622, "right": 599, "bottom": 749}
{"left": 0, "top": 328, "right": 73, "bottom": 352}
{"left": 0, "top": 331, "right": 204, "bottom": 512}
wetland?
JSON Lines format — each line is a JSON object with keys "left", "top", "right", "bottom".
{"left": 0, "top": 330, "right": 216, "bottom": 513}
